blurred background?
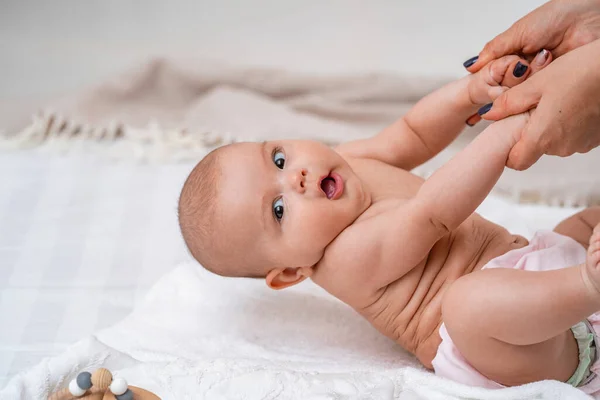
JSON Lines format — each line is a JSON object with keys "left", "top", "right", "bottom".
{"left": 1, "top": 0, "right": 545, "bottom": 105}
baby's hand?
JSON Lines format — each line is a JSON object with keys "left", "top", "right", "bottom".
{"left": 467, "top": 49, "right": 552, "bottom": 106}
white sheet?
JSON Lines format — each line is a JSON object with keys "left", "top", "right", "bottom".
{"left": 0, "top": 149, "right": 590, "bottom": 399}
{"left": 0, "top": 150, "right": 194, "bottom": 388}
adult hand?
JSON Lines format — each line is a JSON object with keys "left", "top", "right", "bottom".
{"left": 480, "top": 39, "right": 600, "bottom": 170}
{"left": 466, "top": 0, "right": 600, "bottom": 73}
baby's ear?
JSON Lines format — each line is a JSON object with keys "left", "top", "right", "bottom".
{"left": 266, "top": 267, "right": 312, "bottom": 290}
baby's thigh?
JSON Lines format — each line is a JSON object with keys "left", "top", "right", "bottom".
{"left": 442, "top": 275, "right": 579, "bottom": 386}
{"left": 450, "top": 325, "right": 577, "bottom": 387}
{"left": 554, "top": 206, "right": 600, "bottom": 249}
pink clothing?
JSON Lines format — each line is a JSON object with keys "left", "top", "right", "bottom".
{"left": 432, "top": 230, "right": 600, "bottom": 396}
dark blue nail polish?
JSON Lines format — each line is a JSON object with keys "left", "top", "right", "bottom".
{"left": 478, "top": 103, "right": 493, "bottom": 116}
{"left": 463, "top": 56, "right": 479, "bottom": 68}
{"left": 513, "top": 62, "right": 528, "bottom": 78}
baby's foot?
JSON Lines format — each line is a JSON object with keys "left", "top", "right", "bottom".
{"left": 583, "top": 224, "right": 600, "bottom": 296}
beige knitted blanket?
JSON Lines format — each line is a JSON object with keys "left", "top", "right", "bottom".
{"left": 1, "top": 57, "right": 598, "bottom": 206}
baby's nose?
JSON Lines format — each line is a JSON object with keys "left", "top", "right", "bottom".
{"left": 288, "top": 168, "right": 307, "bottom": 193}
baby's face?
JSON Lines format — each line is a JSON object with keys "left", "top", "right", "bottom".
{"left": 216, "top": 140, "right": 371, "bottom": 271}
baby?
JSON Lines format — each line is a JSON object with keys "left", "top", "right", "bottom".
{"left": 178, "top": 50, "right": 600, "bottom": 394}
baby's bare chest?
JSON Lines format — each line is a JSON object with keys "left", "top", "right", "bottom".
{"left": 348, "top": 216, "right": 514, "bottom": 367}
{"left": 332, "top": 158, "right": 518, "bottom": 366}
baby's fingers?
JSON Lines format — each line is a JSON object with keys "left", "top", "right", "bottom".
{"left": 488, "top": 56, "right": 532, "bottom": 88}
{"left": 488, "top": 50, "right": 552, "bottom": 89}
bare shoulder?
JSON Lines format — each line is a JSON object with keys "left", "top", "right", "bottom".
{"left": 314, "top": 219, "right": 389, "bottom": 309}
{"left": 314, "top": 200, "right": 443, "bottom": 309}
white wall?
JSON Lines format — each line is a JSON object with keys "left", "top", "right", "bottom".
{"left": 0, "top": 0, "right": 546, "bottom": 101}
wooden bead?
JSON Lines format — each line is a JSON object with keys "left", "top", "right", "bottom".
{"left": 91, "top": 368, "right": 113, "bottom": 391}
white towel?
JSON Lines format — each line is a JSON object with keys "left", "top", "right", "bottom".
{"left": 2, "top": 257, "right": 593, "bottom": 399}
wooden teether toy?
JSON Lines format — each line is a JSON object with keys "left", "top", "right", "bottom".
{"left": 48, "top": 368, "right": 160, "bottom": 400}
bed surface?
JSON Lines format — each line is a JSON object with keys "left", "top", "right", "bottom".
{"left": 0, "top": 150, "right": 195, "bottom": 388}
{"left": 0, "top": 149, "right": 583, "bottom": 392}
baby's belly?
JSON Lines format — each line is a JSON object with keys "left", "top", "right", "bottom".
{"left": 367, "top": 215, "right": 529, "bottom": 369}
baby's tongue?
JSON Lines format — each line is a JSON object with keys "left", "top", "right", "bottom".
{"left": 321, "top": 177, "right": 336, "bottom": 199}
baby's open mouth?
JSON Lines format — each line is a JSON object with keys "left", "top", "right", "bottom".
{"left": 319, "top": 173, "right": 344, "bottom": 200}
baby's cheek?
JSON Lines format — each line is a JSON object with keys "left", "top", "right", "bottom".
{"left": 304, "top": 209, "right": 344, "bottom": 241}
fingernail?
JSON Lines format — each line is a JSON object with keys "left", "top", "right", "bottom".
{"left": 465, "top": 113, "right": 480, "bottom": 126}
{"left": 513, "top": 62, "right": 528, "bottom": 78}
{"left": 533, "top": 49, "right": 549, "bottom": 66}
{"left": 463, "top": 56, "right": 479, "bottom": 68}
{"left": 478, "top": 103, "right": 493, "bottom": 116}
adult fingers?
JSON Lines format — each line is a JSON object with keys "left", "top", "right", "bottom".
{"left": 466, "top": 25, "right": 526, "bottom": 73}
{"left": 480, "top": 80, "right": 541, "bottom": 121}
{"left": 465, "top": 113, "right": 482, "bottom": 127}
{"left": 506, "top": 134, "right": 545, "bottom": 170}
{"left": 505, "top": 112, "right": 547, "bottom": 171}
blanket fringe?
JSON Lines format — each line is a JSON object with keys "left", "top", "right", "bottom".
{"left": 1, "top": 111, "right": 596, "bottom": 207}
{"left": 0, "top": 111, "right": 239, "bottom": 162}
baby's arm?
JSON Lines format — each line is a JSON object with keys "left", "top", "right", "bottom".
{"left": 331, "top": 114, "right": 526, "bottom": 292}
{"left": 337, "top": 54, "right": 550, "bottom": 170}
{"left": 415, "top": 113, "right": 524, "bottom": 232}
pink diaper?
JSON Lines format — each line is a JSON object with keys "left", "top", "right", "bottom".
{"left": 432, "top": 230, "right": 600, "bottom": 395}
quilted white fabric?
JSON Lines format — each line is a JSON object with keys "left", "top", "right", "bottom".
{"left": 0, "top": 150, "right": 193, "bottom": 389}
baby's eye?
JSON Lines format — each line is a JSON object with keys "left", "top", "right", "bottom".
{"left": 273, "top": 149, "right": 285, "bottom": 169}
{"left": 272, "top": 197, "right": 284, "bottom": 221}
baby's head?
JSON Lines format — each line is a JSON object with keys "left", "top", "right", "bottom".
{"left": 178, "top": 140, "right": 370, "bottom": 289}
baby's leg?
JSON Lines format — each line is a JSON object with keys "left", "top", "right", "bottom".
{"left": 442, "top": 234, "right": 600, "bottom": 386}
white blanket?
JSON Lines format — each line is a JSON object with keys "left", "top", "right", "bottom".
{"left": 1, "top": 195, "right": 593, "bottom": 400}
